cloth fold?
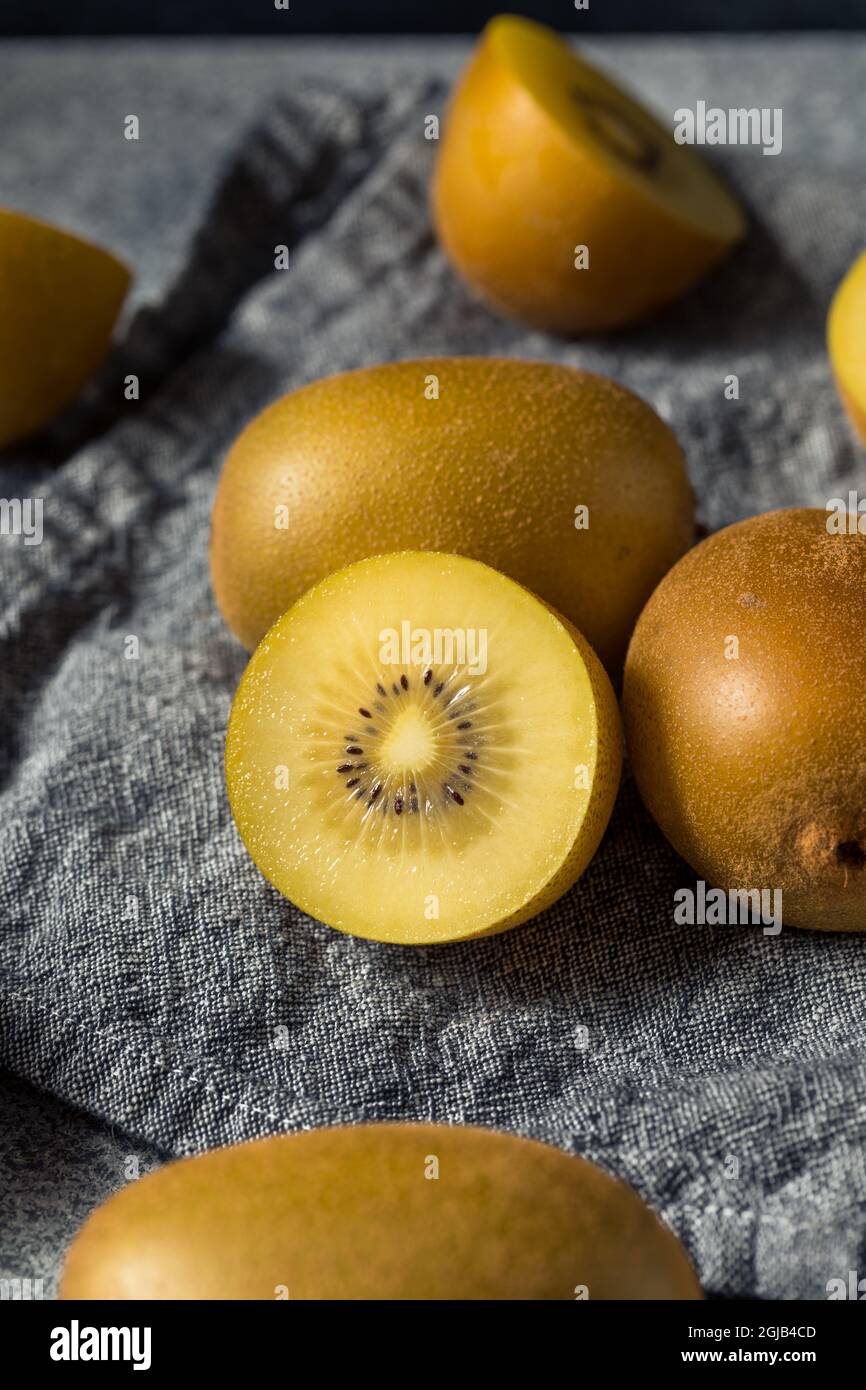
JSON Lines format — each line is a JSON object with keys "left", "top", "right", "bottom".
{"left": 2, "top": 72, "right": 865, "bottom": 1301}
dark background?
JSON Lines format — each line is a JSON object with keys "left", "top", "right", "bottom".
{"left": 0, "top": 0, "right": 860, "bottom": 34}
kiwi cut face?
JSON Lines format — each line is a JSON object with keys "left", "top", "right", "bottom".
{"left": 226, "top": 552, "right": 622, "bottom": 945}
{"left": 828, "top": 247, "right": 866, "bottom": 447}
{"left": 492, "top": 16, "right": 745, "bottom": 242}
{"left": 0, "top": 207, "right": 130, "bottom": 447}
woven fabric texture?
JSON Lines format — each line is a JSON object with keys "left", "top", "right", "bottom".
{"left": 1, "top": 68, "right": 865, "bottom": 1301}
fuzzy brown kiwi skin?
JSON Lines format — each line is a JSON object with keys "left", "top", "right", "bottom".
{"left": 623, "top": 508, "right": 866, "bottom": 932}
{"left": 209, "top": 357, "right": 694, "bottom": 674}
{"left": 60, "top": 1123, "right": 702, "bottom": 1300}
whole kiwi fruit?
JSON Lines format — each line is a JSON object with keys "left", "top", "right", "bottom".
{"left": 210, "top": 357, "right": 693, "bottom": 674}
{"left": 61, "top": 1123, "right": 701, "bottom": 1300}
{"left": 623, "top": 508, "right": 866, "bottom": 931}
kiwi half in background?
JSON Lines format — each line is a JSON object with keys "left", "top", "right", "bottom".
{"left": 226, "top": 552, "right": 622, "bottom": 944}
{"left": 0, "top": 207, "right": 130, "bottom": 447}
{"left": 60, "top": 1122, "right": 702, "bottom": 1300}
{"left": 828, "top": 247, "right": 866, "bottom": 447}
{"left": 432, "top": 15, "right": 745, "bottom": 333}
{"left": 623, "top": 509, "right": 866, "bottom": 932}
{"left": 210, "top": 357, "right": 694, "bottom": 673}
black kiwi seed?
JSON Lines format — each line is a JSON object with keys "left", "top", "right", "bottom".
{"left": 346, "top": 745, "right": 363, "bottom": 755}
{"left": 377, "top": 683, "right": 387, "bottom": 697}
{"left": 369, "top": 783, "right": 382, "bottom": 802}
{"left": 463, "top": 749, "right": 478, "bottom": 759}
{"left": 392, "top": 682, "right": 400, "bottom": 696}
{"left": 434, "top": 683, "right": 444, "bottom": 698}
{"left": 401, "top": 674, "right": 409, "bottom": 691}
{"left": 423, "top": 669, "right": 432, "bottom": 685}
{"left": 337, "top": 763, "right": 354, "bottom": 773}
{"left": 346, "top": 778, "right": 360, "bottom": 788}
{"left": 459, "top": 764, "right": 472, "bottom": 775}
{"left": 445, "top": 784, "right": 464, "bottom": 806}
{"left": 394, "top": 796, "right": 403, "bottom": 815}
{"left": 359, "top": 708, "right": 372, "bottom": 719}
{"left": 457, "top": 721, "right": 472, "bottom": 730}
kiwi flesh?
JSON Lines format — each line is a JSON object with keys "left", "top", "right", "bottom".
{"left": 226, "top": 551, "right": 622, "bottom": 944}
{"left": 827, "top": 246, "right": 866, "bottom": 447}
{"left": 60, "top": 1122, "right": 702, "bottom": 1300}
{"left": 431, "top": 16, "right": 745, "bottom": 333}
{"left": 0, "top": 207, "right": 130, "bottom": 446}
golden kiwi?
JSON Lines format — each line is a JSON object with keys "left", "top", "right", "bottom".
{"left": 623, "top": 508, "right": 866, "bottom": 932}
{"left": 226, "top": 551, "right": 622, "bottom": 944}
{"left": 210, "top": 357, "right": 693, "bottom": 673}
{"left": 0, "top": 207, "right": 130, "bottom": 447}
{"left": 60, "top": 1122, "right": 702, "bottom": 1300}
{"left": 432, "top": 15, "right": 745, "bottom": 333}
{"left": 828, "top": 246, "right": 866, "bottom": 447}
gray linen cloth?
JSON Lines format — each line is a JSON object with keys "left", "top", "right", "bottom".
{"left": 2, "top": 71, "right": 865, "bottom": 1302}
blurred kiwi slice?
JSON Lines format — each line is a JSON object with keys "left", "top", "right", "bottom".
{"left": 226, "top": 551, "right": 622, "bottom": 944}
{"left": 0, "top": 207, "right": 130, "bottom": 447}
{"left": 828, "top": 246, "right": 866, "bottom": 447}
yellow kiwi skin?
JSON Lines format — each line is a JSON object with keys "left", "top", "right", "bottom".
{"left": 210, "top": 357, "right": 693, "bottom": 674}
{"left": 0, "top": 208, "right": 130, "bottom": 447}
{"left": 623, "top": 509, "right": 866, "bottom": 932}
{"left": 225, "top": 551, "right": 623, "bottom": 945}
{"left": 60, "top": 1123, "right": 702, "bottom": 1301}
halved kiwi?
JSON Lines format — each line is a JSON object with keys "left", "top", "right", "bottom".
{"left": 828, "top": 246, "right": 866, "bottom": 446}
{"left": 0, "top": 207, "right": 130, "bottom": 447}
{"left": 432, "top": 15, "right": 745, "bottom": 332}
{"left": 226, "top": 552, "right": 622, "bottom": 944}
